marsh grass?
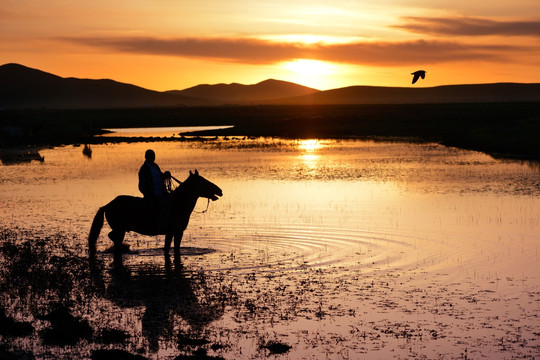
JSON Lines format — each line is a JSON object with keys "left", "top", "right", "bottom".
{"left": 0, "top": 228, "right": 240, "bottom": 359}
{"left": 2, "top": 103, "right": 539, "bottom": 159}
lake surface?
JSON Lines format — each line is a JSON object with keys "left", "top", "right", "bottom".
{"left": 0, "top": 137, "right": 539, "bottom": 359}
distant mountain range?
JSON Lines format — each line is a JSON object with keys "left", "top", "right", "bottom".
{"left": 268, "top": 83, "right": 540, "bottom": 105}
{"left": 0, "top": 63, "right": 206, "bottom": 109}
{"left": 2, "top": 63, "right": 540, "bottom": 109}
{"left": 168, "top": 79, "right": 318, "bottom": 104}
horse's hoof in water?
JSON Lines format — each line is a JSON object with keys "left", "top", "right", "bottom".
{"left": 105, "top": 244, "right": 131, "bottom": 254}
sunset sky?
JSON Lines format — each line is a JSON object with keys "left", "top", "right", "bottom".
{"left": 2, "top": 0, "right": 540, "bottom": 91}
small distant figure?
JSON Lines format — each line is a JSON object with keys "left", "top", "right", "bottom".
{"left": 411, "top": 70, "right": 426, "bottom": 84}
{"left": 82, "top": 144, "right": 92, "bottom": 159}
{"left": 138, "top": 149, "right": 172, "bottom": 231}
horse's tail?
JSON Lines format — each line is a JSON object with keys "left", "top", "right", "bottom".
{"left": 88, "top": 206, "right": 106, "bottom": 258}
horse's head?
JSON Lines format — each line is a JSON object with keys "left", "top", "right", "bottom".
{"left": 185, "top": 170, "right": 223, "bottom": 201}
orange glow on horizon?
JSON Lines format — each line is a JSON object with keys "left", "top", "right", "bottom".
{"left": 280, "top": 59, "right": 338, "bottom": 90}
{"left": 2, "top": 1, "right": 540, "bottom": 91}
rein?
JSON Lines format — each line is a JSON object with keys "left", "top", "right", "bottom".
{"left": 168, "top": 174, "right": 211, "bottom": 214}
{"left": 194, "top": 198, "right": 210, "bottom": 214}
{"left": 165, "top": 175, "right": 182, "bottom": 192}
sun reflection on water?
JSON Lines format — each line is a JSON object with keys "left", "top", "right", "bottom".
{"left": 297, "top": 140, "right": 324, "bottom": 176}
{"left": 298, "top": 139, "right": 324, "bottom": 152}
{"left": 300, "top": 154, "right": 319, "bottom": 162}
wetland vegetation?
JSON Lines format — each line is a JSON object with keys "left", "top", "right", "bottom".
{"left": 1, "top": 102, "right": 539, "bottom": 160}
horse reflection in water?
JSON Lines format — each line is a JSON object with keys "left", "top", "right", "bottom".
{"left": 88, "top": 170, "right": 222, "bottom": 259}
{"left": 90, "top": 256, "right": 228, "bottom": 352}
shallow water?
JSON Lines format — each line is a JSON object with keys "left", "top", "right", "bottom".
{"left": 1, "top": 138, "right": 539, "bottom": 359}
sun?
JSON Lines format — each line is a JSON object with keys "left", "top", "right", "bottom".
{"left": 283, "top": 59, "right": 335, "bottom": 76}
{"left": 281, "top": 59, "right": 337, "bottom": 89}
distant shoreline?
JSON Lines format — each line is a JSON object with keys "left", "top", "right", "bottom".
{"left": 1, "top": 103, "right": 539, "bottom": 161}
{"left": 100, "top": 125, "right": 234, "bottom": 138}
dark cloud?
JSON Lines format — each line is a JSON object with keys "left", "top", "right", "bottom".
{"left": 57, "top": 36, "right": 523, "bottom": 65}
{"left": 59, "top": 36, "right": 308, "bottom": 64}
{"left": 395, "top": 16, "right": 540, "bottom": 37}
{"left": 319, "top": 40, "right": 513, "bottom": 65}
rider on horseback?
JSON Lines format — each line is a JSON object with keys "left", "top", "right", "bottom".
{"left": 138, "top": 149, "right": 171, "bottom": 232}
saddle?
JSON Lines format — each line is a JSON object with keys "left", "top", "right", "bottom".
{"left": 142, "top": 196, "right": 171, "bottom": 233}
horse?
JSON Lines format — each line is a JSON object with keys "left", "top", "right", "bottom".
{"left": 88, "top": 170, "right": 222, "bottom": 258}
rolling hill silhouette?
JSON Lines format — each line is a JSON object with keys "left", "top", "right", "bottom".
{"left": 168, "top": 79, "right": 319, "bottom": 104}
{"left": 2, "top": 63, "right": 540, "bottom": 109}
{"left": 0, "top": 63, "right": 209, "bottom": 109}
{"left": 266, "top": 83, "right": 540, "bottom": 105}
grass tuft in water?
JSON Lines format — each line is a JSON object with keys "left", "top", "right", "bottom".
{"left": 0, "top": 306, "right": 33, "bottom": 337}
{"left": 96, "top": 328, "right": 130, "bottom": 344}
{"left": 38, "top": 304, "right": 93, "bottom": 345}
{"left": 259, "top": 339, "right": 292, "bottom": 354}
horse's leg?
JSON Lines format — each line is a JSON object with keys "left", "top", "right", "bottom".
{"left": 173, "top": 230, "right": 184, "bottom": 256}
{"left": 108, "top": 230, "right": 127, "bottom": 253}
{"left": 173, "top": 253, "right": 182, "bottom": 272}
{"left": 164, "top": 233, "right": 173, "bottom": 256}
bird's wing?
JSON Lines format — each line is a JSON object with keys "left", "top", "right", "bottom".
{"left": 420, "top": 72, "right": 425, "bottom": 79}
{"left": 412, "top": 74, "right": 420, "bottom": 84}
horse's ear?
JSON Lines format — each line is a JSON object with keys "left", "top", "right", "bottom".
{"left": 195, "top": 169, "right": 199, "bottom": 175}
{"left": 189, "top": 170, "right": 193, "bottom": 175}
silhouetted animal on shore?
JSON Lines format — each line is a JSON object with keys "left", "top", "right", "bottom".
{"left": 411, "top": 70, "right": 426, "bottom": 84}
{"left": 88, "top": 170, "right": 222, "bottom": 258}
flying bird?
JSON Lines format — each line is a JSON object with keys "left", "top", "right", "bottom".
{"left": 411, "top": 70, "right": 426, "bottom": 84}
